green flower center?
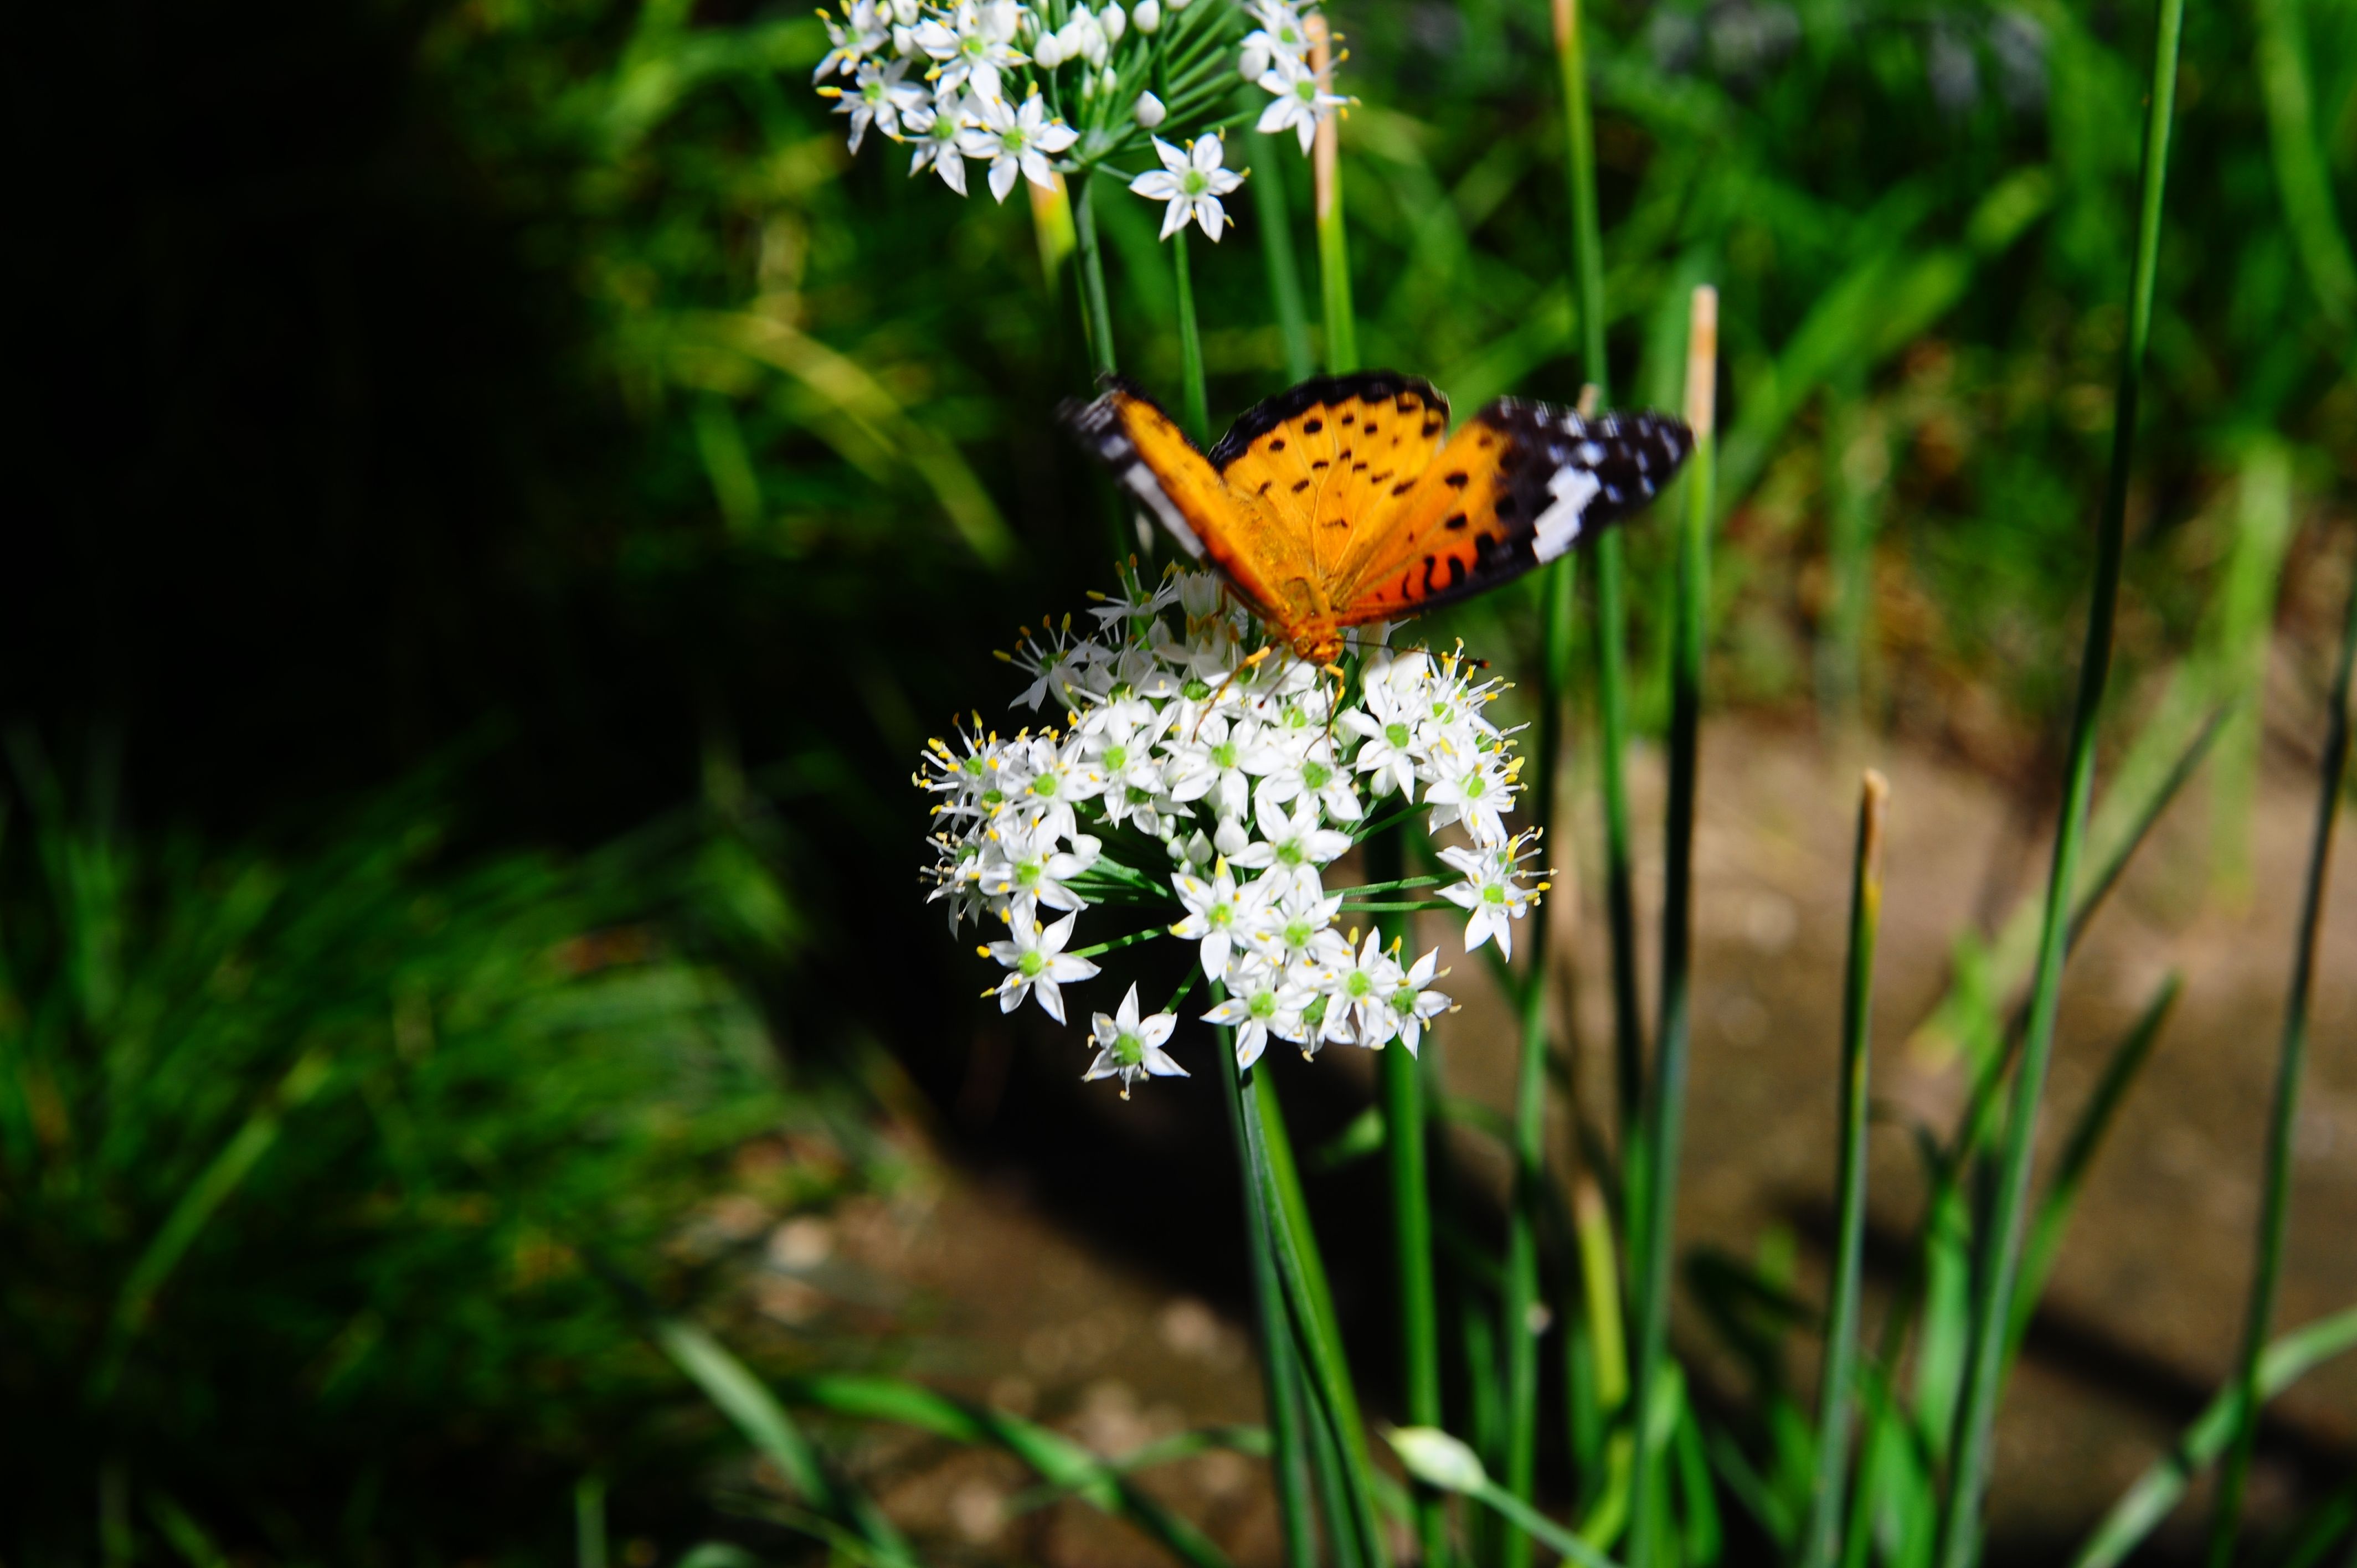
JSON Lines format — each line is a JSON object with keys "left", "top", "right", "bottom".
{"left": 981, "top": 788, "right": 1005, "bottom": 806}
{"left": 1182, "top": 169, "right": 1209, "bottom": 197}
{"left": 1207, "top": 904, "right": 1233, "bottom": 930}
{"left": 1302, "top": 995, "right": 1329, "bottom": 1028}
{"left": 1183, "top": 679, "right": 1213, "bottom": 700}
{"left": 1294, "top": 77, "right": 1316, "bottom": 102}
{"left": 1249, "top": 991, "right": 1277, "bottom": 1020}
{"left": 1463, "top": 775, "right": 1486, "bottom": 800}
{"left": 1390, "top": 986, "right": 1419, "bottom": 1017}
{"left": 1482, "top": 883, "right": 1507, "bottom": 906}
{"left": 1114, "top": 1030, "right": 1146, "bottom": 1066}
{"left": 1033, "top": 773, "right": 1058, "bottom": 796}
{"left": 1284, "top": 919, "right": 1313, "bottom": 947}
{"left": 1211, "top": 741, "right": 1237, "bottom": 768}
{"left": 963, "top": 33, "right": 986, "bottom": 56}
{"left": 963, "top": 755, "right": 986, "bottom": 775}
{"left": 1019, "top": 951, "right": 1046, "bottom": 977}
{"left": 1302, "top": 761, "right": 1331, "bottom": 790}
{"left": 1386, "top": 722, "right": 1411, "bottom": 749}
{"left": 1344, "top": 969, "right": 1373, "bottom": 999}
{"left": 1014, "top": 859, "right": 1042, "bottom": 887}
{"left": 1278, "top": 841, "right": 1305, "bottom": 866}
{"left": 1103, "top": 744, "right": 1128, "bottom": 769}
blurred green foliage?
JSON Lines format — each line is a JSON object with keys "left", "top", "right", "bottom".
{"left": 0, "top": 742, "right": 886, "bottom": 1563}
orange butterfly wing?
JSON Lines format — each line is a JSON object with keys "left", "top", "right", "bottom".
{"left": 1061, "top": 380, "right": 1302, "bottom": 627}
{"left": 1064, "top": 374, "right": 1691, "bottom": 653}
{"left": 1332, "top": 400, "right": 1694, "bottom": 625}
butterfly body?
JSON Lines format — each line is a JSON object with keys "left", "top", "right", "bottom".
{"left": 1064, "top": 372, "right": 1693, "bottom": 664}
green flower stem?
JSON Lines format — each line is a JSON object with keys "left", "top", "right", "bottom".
{"left": 1212, "top": 988, "right": 1320, "bottom": 1568}
{"left": 1550, "top": 0, "right": 1644, "bottom": 1149}
{"left": 1305, "top": 14, "right": 1357, "bottom": 374}
{"left": 1628, "top": 287, "right": 1716, "bottom": 1568}
{"left": 1254, "top": 148, "right": 1318, "bottom": 384}
{"left": 1326, "top": 875, "right": 1448, "bottom": 898}
{"left": 1068, "top": 926, "right": 1171, "bottom": 960}
{"left": 1933, "top": 0, "right": 2184, "bottom": 1557}
{"left": 1248, "top": 1066, "right": 1392, "bottom": 1568}
{"left": 1501, "top": 549, "right": 1579, "bottom": 1568}
{"left": 1571, "top": 1174, "right": 1633, "bottom": 1547}
{"left": 1073, "top": 171, "right": 1119, "bottom": 380}
{"left": 1172, "top": 229, "right": 1211, "bottom": 445}
{"left": 2208, "top": 557, "right": 2357, "bottom": 1565}
{"left": 1800, "top": 770, "right": 1888, "bottom": 1568}
{"left": 1368, "top": 826, "right": 1447, "bottom": 1568}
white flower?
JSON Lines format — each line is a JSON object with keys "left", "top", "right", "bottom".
{"left": 1169, "top": 862, "right": 1275, "bottom": 981}
{"left": 1339, "top": 674, "right": 1425, "bottom": 800}
{"left": 1128, "top": 135, "right": 1245, "bottom": 242}
{"left": 815, "top": 0, "right": 890, "bottom": 81}
{"left": 1438, "top": 832, "right": 1544, "bottom": 958}
{"left": 1133, "top": 90, "right": 1167, "bottom": 128}
{"left": 984, "top": 904, "right": 1101, "bottom": 1023}
{"left": 1034, "top": 31, "right": 1067, "bottom": 68}
{"left": 1056, "top": 9, "right": 1109, "bottom": 66}
{"left": 1204, "top": 958, "right": 1314, "bottom": 1070}
{"left": 1227, "top": 794, "right": 1352, "bottom": 900}
{"left": 1255, "top": 52, "right": 1349, "bottom": 154}
{"left": 1100, "top": 3, "right": 1126, "bottom": 43}
{"left": 959, "top": 93, "right": 1080, "bottom": 203}
{"left": 1322, "top": 930, "right": 1403, "bottom": 1048}
{"left": 832, "top": 57, "right": 929, "bottom": 154}
{"left": 1241, "top": 42, "right": 1272, "bottom": 81}
{"left": 1383, "top": 947, "right": 1451, "bottom": 1056}
{"left": 1253, "top": 732, "right": 1360, "bottom": 823}
{"left": 1085, "top": 983, "right": 1186, "bottom": 1097}
{"left": 1242, "top": 0, "right": 1315, "bottom": 61}
{"left": 1006, "top": 617, "right": 1104, "bottom": 711}
{"left": 908, "top": 95, "right": 975, "bottom": 194}
{"left": 1247, "top": 880, "right": 1350, "bottom": 979}
{"left": 978, "top": 827, "right": 1101, "bottom": 913}
{"left": 1133, "top": 0, "right": 1161, "bottom": 32}
{"left": 1010, "top": 732, "right": 1104, "bottom": 842}
{"left": 913, "top": 1, "right": 1028, "bottom": 102}
{"left": 1165, "top": 709, "right": 1276, "bottom": 820}
{"left": 1424, "top": 753, "right": 1517, "bottom": 846}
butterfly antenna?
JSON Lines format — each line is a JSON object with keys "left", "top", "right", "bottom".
{"left": 1194, "top": 643, "right": 1276, "bottom": 740}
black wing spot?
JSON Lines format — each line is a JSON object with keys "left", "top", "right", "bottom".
{"left": 1258, "top": 480, "right": 1274, "bottom": 495}
{"left": 1363, "top": 423, "right": 1380, "bottom": 437}
{"left": 1291, "top": 478, "right": 1312, "bottom": 493}
{"left": 1339, "top": 411, "right": 1356, "bottom": 426}
{"left": 1422, "top": 554, "right": 1440, "bottom": 594}
{"left": 1268, "top": 438, "right": 1287, "bottom": 453}
{"left": 1311, "top": 458, "right": 1330, "bottom": 471}
{"left": 1422, "top": 418, "right": 1443, "bottom": 437}
{"left": 1443, "top": 513, "right": 1469, "bottom": 530}
{"left": 1444, "top": 471, "right": 1469, "bottom": 489}
{"left": 1390, "top": 479, "right": 1417, "bottom": 497}
{"left": 1352, "top": 461, "right": 1368, "bottom": 473}
{"left": 1370, "top": 470, "right": 1393, "bottom": 486}
{"left": 1302, "top": 418, "right": 1324, "bottom": 435}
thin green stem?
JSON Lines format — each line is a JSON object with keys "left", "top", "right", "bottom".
{"left": 2208, "top": 559, "right": 2357, "bottom": 1565}
{"left": 1629, "top": 289, "right": 1715, "bottom": 1568}
{"left": 1073, "top": 171, "right": 1119, "bottom": 380}
{"left": 1253, "top": 150, "right": 1317, "bottom": 383}
{"left": 1503, "top": 554, "right": 1577, "bottom": 1568}
{"left": 1800, "top": 771, "right": 1887, "bottom": 1568}
{"left": 1934, "top": 0, "right": 2185, "bottom": 1559}
{"left": 1214, "top": 990, "right": 1320, "bottom": 1568}
{"left": 1249, "top": 1067, "right": 1393, "bottom": 1568}
{"left": 1369, "top": 828, "right": 1447, "bottom": 1568}
{"left": 1172, "top": 229, "right": 1210, "bottom": 444}
{"left": 1306, "top": 17, "right": 1356, "bottom": 373}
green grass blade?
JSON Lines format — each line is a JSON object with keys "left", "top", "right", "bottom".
{"left": 1629, "top": 285, "right": 1716, "bottom": 1568}
{"left": 2007, "top": 972, "right": 2181, "bottom": 1363}
{"left": 1253, "top": 153, "right": 1317, "bottom": 383}
{"left": 2070, "top": 1307, "right": 2357, "bottom": 1568}
{"left": 1073, "top": 171, "right": 1119, "bottom": 380}
{"left": 88, "top": 1046, "right": 334, "bottom": 1405}
{"left": 1934, "top": 0, "right": 2187, "bottom": 1556}
{"left": 655, "top": 1318, "right": 837, "bottom": 1509}
{"left": 2208, "top": 558, "right": 2357, "bottom": 1565}
{"left": 1800, "top": 771, "right": 1888, "bottom": 1568}
{"left": 1307, "top": 16, "right": 1355, "bottom": 373}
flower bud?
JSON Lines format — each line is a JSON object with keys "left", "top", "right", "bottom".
{"left": 1132, "top": 90, "right": 1166, "bottom": 127}
{"left": 1240, "top": 42, "right": 1270, "bottom": 79}
{"left": 1385, "top": 1428, "right": 1488, "bottom": 1496}
{"left": 984, "top": 0, "right": 1020, "bottom": 42}
{"left": 1100, "top": 3, "right": 1125, "bottom": 42}
{"left": 889, "top": 0, "right": 918, "bottom": 23}
{"left": 1099, "top": 66, "right": 1120, "bottom": 97}
{"left": 1133, "top": 0, "right": 1160, "bottom": 32}
{"left": 1167, "top": 0, "right": 1190, "bottom": 11}
{"left": 1034, "top": 31, "right": 1066, "bottom": 67}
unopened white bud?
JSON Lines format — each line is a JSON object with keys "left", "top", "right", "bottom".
{"left": 890, "top": 0, "right": 918, "bottom": 23}
{"left": 1167, "top": 0, "right": 1191, "bottom": 11}
{"left": 1035, "top": 32, "right": 1066, "bottom": 66}
{"left": 1386, "top": 1428, "right": 1488, "bottom": 1495}
{"left": 1133, "top": 0, "right": 1160, "bottom": 32}
{"left": 1133, "top": 90, "right": 1166, "bottom": 127}
{"left": 1100, "top": 3, "right": 1125, "bottom": 42}
{"left": 1240, "top": 42, "right": 1270, "bottom": 79}
{"left": 984, "top": 0, "right": 1020, "bottom": 42}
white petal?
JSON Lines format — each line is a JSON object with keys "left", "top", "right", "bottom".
{"left": 1142, "top": 1046, "right": 1189, "bottom": 1078}
{"left": 1159, "top": 197, "right": 1190, "bottom": 241}
{"left": 1192, "top": 195, "right": 1227, "bottom": 239}
{"left": 1139, "top": 1013, "right": 1177, "bottom": 1048}
{"left": 1191, "top": 134, "right": 1224, "bottom": 173}
{"left": 1035, "top": 977, "right": 1068, "bottom": 1024}
{"left": 989, "top": 154, "right": 1020, "bottom": 202}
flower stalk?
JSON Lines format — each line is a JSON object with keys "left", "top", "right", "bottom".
{"left": 1628, "top": 284, "right": 1715, "bottom": 1568}
{"left": 1305, "top": 13, "right": 1357, "bottom": 374}
{"left": 2208, "top": 556, "right": 2357, "bottom": 1564}
{"left": 1800, "top": 768, "right": 1888, "bottom": 1568}
{"left": 1933, "top": 0, "right": 2185, "bottom": 1555}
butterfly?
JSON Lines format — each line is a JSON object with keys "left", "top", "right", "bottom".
{"left": 1063, "top": 370, "right": 1693, "bottom": 666}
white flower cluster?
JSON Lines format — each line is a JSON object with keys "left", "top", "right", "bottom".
{"left": 811, "top": 0, "right": 1345, "bottom": 241}
{"left": 917, "top": 568, "right": 1548, "bottom": 1097}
